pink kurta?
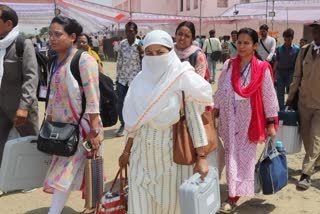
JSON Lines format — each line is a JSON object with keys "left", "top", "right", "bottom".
{"left": 214, "top": 59, "right": 279, "bottom": 197}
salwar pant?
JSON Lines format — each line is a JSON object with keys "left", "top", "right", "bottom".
{"left": 299, "top": 103, "right": 320, "bottom": 175}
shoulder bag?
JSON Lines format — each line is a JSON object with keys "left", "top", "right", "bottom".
{"left": 173, "top": 91, "right": 218, "bottom": 165}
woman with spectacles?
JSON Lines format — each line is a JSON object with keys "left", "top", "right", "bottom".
{"left": 43, "top": 16, "right": 101, "bottom": 214}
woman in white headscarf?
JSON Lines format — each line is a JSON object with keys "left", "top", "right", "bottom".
{"left": 118, "top": 30, "right": 213, "bottom": 214}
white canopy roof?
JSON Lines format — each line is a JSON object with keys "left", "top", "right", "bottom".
{"left": 220, "top": 0, "right": 320, "bottom": 23}
{"left": 2, "top": 0, "right": 319, "bottom": 33}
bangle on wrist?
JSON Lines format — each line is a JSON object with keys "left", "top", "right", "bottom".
{"left": 196, "top": 153, "right": 206, "bottom": 159}
{"left": 90, "top": 128, "right": 100, "bottom": 137}
{"left": 122, "top": 151, "right": 130, "bottom": 156}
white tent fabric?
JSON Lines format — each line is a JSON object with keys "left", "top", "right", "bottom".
{"left": 220, "top": 0, "right": 320, "bottom": 23}
{"left": 2, "top": 0, "right": 319, "bottom": 33}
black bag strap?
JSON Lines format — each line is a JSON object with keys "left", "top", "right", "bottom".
{"left": 188, "top": 49, "right": 200, "bottom": 67}
{"left": 231, "top": 42, "right": 237, "bottom": 50}
{"left": 208, "top": 38, "right": 213, "bottom": 53}
{"left": 260, "top": 39, "right": 270, "bottom": 54}
{"left": 15, "top": 35, "right": 25, "bottom": 59}
{"left": 45, "top": 49, "right": 86, "bottom": 125}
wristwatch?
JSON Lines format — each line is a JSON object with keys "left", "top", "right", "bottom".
{"left": 90, "top": 128, "right": 100, "bottom": 136}
{"left": 267, "top": 120, "right": 276, "bottom": 125}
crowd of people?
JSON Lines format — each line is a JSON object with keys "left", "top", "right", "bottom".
{"left": 1, "top": 3, "right": 320, "bottom": 214}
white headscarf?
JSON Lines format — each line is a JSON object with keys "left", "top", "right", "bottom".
{"left": 0, "top": 26, "right": 20, "bottom": 88}
{"left": 123, "top": 30, "right": 213, "bottom": 133}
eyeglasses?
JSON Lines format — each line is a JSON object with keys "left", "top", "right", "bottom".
{"left": 48, "top": 31, "right": 64, "bottom": 39}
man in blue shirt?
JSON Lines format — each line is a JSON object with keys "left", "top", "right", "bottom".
{"left": 273, "top": 28, "right": 300, "bottom": 111}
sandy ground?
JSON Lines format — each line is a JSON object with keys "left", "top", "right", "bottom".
{"left": 0, "top": 61, "right": 319, "bottom": 214}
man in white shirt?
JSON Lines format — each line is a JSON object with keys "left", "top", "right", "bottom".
{"left": 91, "top": 35, "right": 99, "bottom": 54}
{"left": 202, "top": 30, "right": 222, "bottom": 83}
{"left": 257, "top": 24, "right": 276, "bottom": 66}
{"left": 227, "top": 30, "right": 238, "bottom": 59}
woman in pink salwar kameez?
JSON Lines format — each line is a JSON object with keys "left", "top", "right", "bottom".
{"left": 214, "top": 28, "right": 279, "bottom": 213}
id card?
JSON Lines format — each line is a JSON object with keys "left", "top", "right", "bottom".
{"left": 235, "top": 92, "right": 246, "bottom": 101}
{"left": 39, "top": 86, "right": 47, "bottom": 98}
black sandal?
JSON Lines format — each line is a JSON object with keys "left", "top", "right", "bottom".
{"left": 80, "top": 208, "right": 95, "bottom": 214}
{"left": 219, "top": 199, "right": 237, "bottom": 213}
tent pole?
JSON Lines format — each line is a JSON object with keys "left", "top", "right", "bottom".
{"left": 271, "top": 0, "right": 274, "bottom": 30}
{"left": 130, "top": 0, "right": 132, "bottom": 20}
{"left": 54, "top": 0, "right": 57, "bottom": 16}
{"left": 199, "top": 0, "right": 202, "bottom": 36}
{"left": 265, "top": 0, "right": 268, "bottom": 24}
{"left": 286, "top": 7, "right": 288, "bottom": 28}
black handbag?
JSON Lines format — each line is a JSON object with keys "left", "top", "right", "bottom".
{"left": 37, "top": 50, "right": 85, "bottom": 157}
{"left": 38, "top": 121, "right": 80, "bottom": 156}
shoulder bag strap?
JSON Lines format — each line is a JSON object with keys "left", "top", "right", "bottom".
{"left": 231, "top": 42, "right": 237, "bottom": 50}
{"left": 260, "top": 39, "right": 270, "bottom": 54}
{"left": 69, "top": 49, "right": 86, "bottom": 122}
{"left": 188, "top": 49, "right": 200, "bottom": 67}
{"left": 208, "top": 38, "right": 213, "bottom": 53}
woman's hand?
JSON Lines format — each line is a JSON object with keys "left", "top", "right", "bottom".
{"left": 86, "top": 131, "right": 100, "bottom": 151}
{"left": 118, "top": 137, "right": 134, "bottom": 167}
{"left": 193, "top": 158, "right": 209, "bottom": 179}
{"left": 118, "top": 152, "right": 130, "bottom": 167}
{"left": 267, "top": 124, "right": 276, "bottom": 138}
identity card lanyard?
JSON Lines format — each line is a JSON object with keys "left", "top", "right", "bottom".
{"left": 45, "top": 47, "right": 75, "bottom": 111}
{"left": 50, "top": 47, "right": 75, "bottom": 82}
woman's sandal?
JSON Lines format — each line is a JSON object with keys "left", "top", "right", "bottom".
{"left": 80, "top": 208, "right": 95, "bottom": 214}
{"left": 219, "top": 199, "right": 237, "bottom": 213}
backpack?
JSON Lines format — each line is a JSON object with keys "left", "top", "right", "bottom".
{"left": 50, "top": 50, "right": 118, "bottom": 128}
{"left": 188, "top": 49, "right": 210, "bottom": 82}
{"left": 15, "top": 36, "right": 49, "bottom": 102}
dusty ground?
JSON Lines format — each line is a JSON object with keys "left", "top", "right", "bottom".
{"left": 0, "top": 61, "right": 319, "bottom": 214}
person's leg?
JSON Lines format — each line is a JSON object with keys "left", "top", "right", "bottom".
{"left": 48, "top": 189, "right": 72, "bottom": 214}
{"left": 207, "top": 55, "right": 214, "bottom": 82}
{"left": 0, "top": 108, "right": 14, "bottom": 166}
{"left": 297, "top": 104, "right": 314, "bottom": 189}
{"left": 276, "top": 72, "right": 285, "bottom": 111}
{"left": 116, "top": 83, "right": 128, "bottom": 136}
{"left": 103, "top": 48, "right": 108, "bottom": 60}
{"left": 212, "top": 60, "right": 217, "bottom": 82}
{"left": 301, "top": 109, "right": 320, "bottom": 175}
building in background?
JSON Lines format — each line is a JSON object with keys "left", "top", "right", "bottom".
{"left": 112, "top": 0, "right": 313, "bottom": 45}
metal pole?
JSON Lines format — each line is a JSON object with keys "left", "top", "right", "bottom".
{"left": 271, "top": 0, "right": 275, "bottom": 30}
{"left": 130, "top": 0, "right": 132, "bottom": 20}
{"left": 200, "top": 0, "right": 202, "bottom": 36}
{"left": 286, "top": 7, "right": 289, "bottom": 28}
{"left": 265, "top": 0, "right": 268, "bottom": 24}
{"left": 54, "top": 0, "right": 57, "bottom": 16}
